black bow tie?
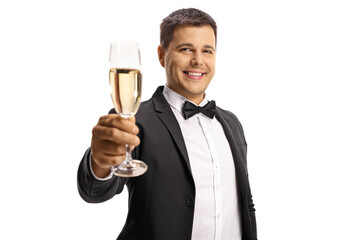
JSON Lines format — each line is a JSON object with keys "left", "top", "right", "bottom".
{"left": 182, "top": 100, "right": 216, "bottom": 120}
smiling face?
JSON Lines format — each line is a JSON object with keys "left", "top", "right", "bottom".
{"left": 158, "top": 25, "right": 216, "bottom": 104}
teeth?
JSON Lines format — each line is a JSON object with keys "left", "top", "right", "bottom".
{"left": 187, "top": 72, "right": 203, "bottom": 76}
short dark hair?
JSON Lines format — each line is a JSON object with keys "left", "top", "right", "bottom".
{"left": 160, "top": 8, "right": 217, "bottom": 50}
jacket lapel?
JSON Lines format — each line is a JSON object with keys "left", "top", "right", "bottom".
{"left": 151, "top": 86, "right": 192, "bottom": 175}
{"left": 149, "top": 87, "right": 248, "bottom": 191}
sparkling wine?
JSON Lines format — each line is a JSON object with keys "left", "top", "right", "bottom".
{"left": 109, "top": 68, "right": 142, "bottom": 118}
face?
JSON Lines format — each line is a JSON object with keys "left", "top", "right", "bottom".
{"left": 158, "top": 25, "right": 216, "bottom": 104}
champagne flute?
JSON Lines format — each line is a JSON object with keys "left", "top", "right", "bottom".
{"left": 109, "top": 40, "right": 147, "bottom": 177}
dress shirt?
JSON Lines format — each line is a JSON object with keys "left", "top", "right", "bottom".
{"left": 163, "top": 86, "right": 241, "bottom": 240}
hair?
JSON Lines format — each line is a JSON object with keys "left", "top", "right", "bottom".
{"left": 160, "top": 8, "right": 217, "bottom": 50}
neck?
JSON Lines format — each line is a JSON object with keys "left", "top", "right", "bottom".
{"left": 165, "top": 85, "right": 205, "bottom": 105}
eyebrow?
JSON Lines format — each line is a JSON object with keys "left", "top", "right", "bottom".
{"left": 176, "top": 43, "right": 216, "bottom": 51}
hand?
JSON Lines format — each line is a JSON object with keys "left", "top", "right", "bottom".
{"left": 90, "top": 114, "right": 140, "bottom": 178}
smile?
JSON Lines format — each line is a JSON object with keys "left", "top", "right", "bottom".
{"left": 183, "top": 71, "right": 206, "bottom": 79}
{"left": 187, "top": 72, "right": 203, "bottom": 76}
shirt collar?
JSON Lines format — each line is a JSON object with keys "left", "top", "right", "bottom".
{"left": 162, "top": 85, "right": 209, "bottom": 114}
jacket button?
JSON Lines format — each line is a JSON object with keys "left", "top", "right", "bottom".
{"left": 186, "top": 198, "right": 194, "bottom": 207}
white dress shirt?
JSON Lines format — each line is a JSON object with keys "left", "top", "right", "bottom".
{"left": 163, "top": 86, "right": 241, "bottom": 240}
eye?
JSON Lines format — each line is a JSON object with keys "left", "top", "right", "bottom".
{"left": 179, "top": 48, "right": 191, "bottom": 52}
{"left": 203, "top": 49, "right": 214, "bottom": 54}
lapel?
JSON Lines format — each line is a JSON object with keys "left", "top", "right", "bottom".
{"left": 149, "top": 87, "right": 248, "bottom": 196}
{"left": 151, "top": 86, "right": 192, "bottom": 175}
{"left": 215, "top": 108, "right": 248, "bottom": 197}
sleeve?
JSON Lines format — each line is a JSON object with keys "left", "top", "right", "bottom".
{"left": 225, "top": 109, "right": 257, "bottom": 239}
{"left": 77, "top": 147, "right": 128, "bottom": 203}
{"left": 240, "top": 123, "right": 257, "bottom": 240}
{"left": 247, "top": 173, "right": 258, "bottom": 239}
{"left": 88, "top": 151, "right": 114, "bottom": 181}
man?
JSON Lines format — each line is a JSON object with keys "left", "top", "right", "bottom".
{"left": 78, "top": 8, "right": 257, "bottom": 240}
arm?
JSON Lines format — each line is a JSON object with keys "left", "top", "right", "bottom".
{"left": 238, "top": 122, "right": 257, "bottom": 240}
{"left": 225, "top": 109, "right": 257, "bottom": 239}
{"left": 77, "top": 114, "right": 140, "bottom": 203}
{"left": 240, "top": 126, "right": 257, "bottom": 240}
{"left": 247, "top": 178, "right": 257, "bottom": 240}
{"left": 77, "top": 147, "right": 127, "bottom": 203}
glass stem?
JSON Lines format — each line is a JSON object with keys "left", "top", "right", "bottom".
{"left": 125, "top": 144, "right": 132, "bottom": 166}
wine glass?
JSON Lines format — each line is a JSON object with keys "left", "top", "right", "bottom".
{"left": 109, "top": 40, "right": 147, "bottom": 177}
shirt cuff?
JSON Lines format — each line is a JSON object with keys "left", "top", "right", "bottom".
{"left": 89, "top": 152, "right": 114, "bottom": 181}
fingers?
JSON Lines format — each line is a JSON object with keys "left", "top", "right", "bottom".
{"left": 99, "top": 115, "right": 139, "bottom": 135}
{"left": 95, "top": 140, "right": 135, "bottom": 155}
{"left": 92, "top": 125, "right": 140, "bottom": 146}
{"left": 94, "top": 114, "right": 140, "bottom": 145}
{"left": 91, "top": 114, "right": 140, "bottom": 170}
{"left": 92, "top": 152, "right": 125, "bottom": 169}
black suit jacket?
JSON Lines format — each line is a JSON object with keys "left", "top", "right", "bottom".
{"left": 77, "top": 86, "right": 257, "bottom": 240}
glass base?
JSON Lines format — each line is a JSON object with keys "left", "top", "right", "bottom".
{"left": 112, "top": 160, "right": 148, "bottom": 177}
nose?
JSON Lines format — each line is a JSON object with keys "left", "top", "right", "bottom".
{"left": 190, "top": 51, "right": 203, "bottom": 67}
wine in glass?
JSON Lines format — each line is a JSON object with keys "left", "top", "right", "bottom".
{"left": 109, "top": 40, "right": 147, "bottom": 177}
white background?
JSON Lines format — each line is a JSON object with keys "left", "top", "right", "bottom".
{"left": 1, "top": 0, "right": 359, "bottom": 239}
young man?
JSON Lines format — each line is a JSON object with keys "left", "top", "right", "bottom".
{"left": 78, "top": 8, "right": 257, "bottom": 240}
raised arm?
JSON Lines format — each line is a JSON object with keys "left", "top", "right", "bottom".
{"left": 77, "top": 114, "right": 140, "bottom": 203}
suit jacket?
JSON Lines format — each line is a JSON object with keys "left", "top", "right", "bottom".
{"left": 77, "top": 86, "right": 257, "bottom": 240}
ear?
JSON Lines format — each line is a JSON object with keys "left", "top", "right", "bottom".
{"left": 157, "top": 45, "right": 165, "bottom": 68}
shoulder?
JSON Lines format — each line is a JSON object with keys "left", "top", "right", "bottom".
{"left": 216, "top": 106, "right": 243, "bottom": 127}
{"left": 216, "top": 106, "right": 247, "bottom": 143}
{"left": 136, "top": 98, "right": 156, "bottom": 120}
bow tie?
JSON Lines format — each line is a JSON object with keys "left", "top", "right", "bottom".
{"left": 182, "top": 100, "right": 216, "bottom": 120}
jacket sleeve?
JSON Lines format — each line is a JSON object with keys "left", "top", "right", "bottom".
{"left": 242, "top": 129, "right": 257, "bottom": 240}
{"left": 77, "top": 147, "right": 127, "bottom": 203}
{"left": 247, "top": 176, "right": 257, "bottom": 239}
{"left": 225, "top": 109, "right": 257, "bottom": 239}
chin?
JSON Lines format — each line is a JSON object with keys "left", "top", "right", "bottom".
{"left": 184, "top": 87, "right": 207, "bottom": 97}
